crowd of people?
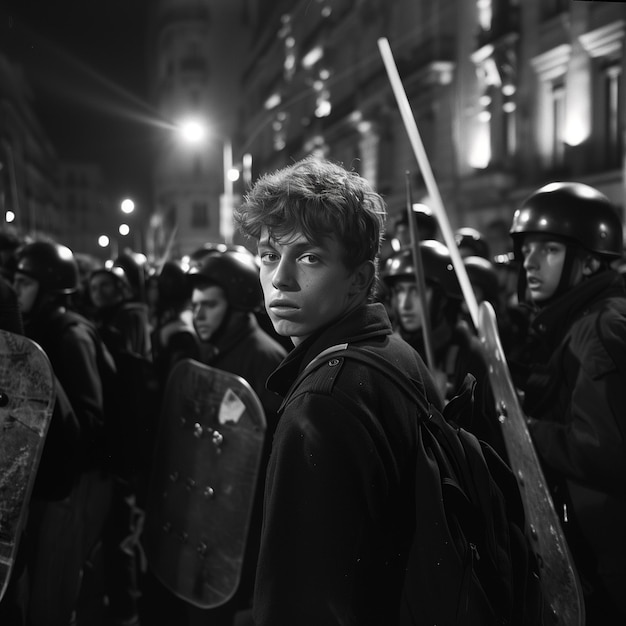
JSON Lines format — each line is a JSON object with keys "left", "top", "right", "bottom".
{"left": 0, "top": 156, "right": 624, "bottom": 625}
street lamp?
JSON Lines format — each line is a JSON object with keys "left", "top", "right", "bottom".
{"left": 176, "top": 117, "right": 239, "bottom": 244}
{"left": 121, "top": 198, "right": 135, "bottom": 215}
{"left": 98, "top": 234, "right": 118, "bottom": 259}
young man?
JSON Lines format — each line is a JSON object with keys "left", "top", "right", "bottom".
{"left": 509, "top": 182, "right": 626, "bottom": 624}
{"left": 234, "top": 156, "right": 440, "bottom": 626}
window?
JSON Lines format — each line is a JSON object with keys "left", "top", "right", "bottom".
{"left": 550, "top": 82, "right": 566, "bottom": 168}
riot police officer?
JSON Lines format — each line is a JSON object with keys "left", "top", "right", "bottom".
{"left": 13, "top": 240, "right": 115, "bottom": 626}
{"left": 509, "top": 182, "right": 626, "bottom": 624}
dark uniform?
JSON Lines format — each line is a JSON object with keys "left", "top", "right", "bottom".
{"left": 13, "top": 241, "right": 113, "bottom": 626}
{"left": 509, "top": 182, "right": 626, "bottom": 624}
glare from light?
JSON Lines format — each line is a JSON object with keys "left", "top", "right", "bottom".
{"left": 98, "top": 235, "right": 110, "bottom": 248}
{"left": 121, "top": 198, "right": 135, "bottom": 214}
{"left": 503, "top": 102, "right": 516, "bottom": 113}
{"left": 5, "top": 211, "right": 15, "bottom": 223}
{"left": 302, "top": 46, "right": 323, "bottom": 69}
{"left": 179, "top": 119, "right": 207, "bottom": 144}
{"left": 502, "top": 84, "right": 516, "bottom": 97}
{"left": 264, "top": 93, "right": 281, "bottom": 110}
{"left": 227, "top": 168, "right": 240, "bottom": 182}
{"left": 119, "top": 224, "right": 130, "bottom": 236}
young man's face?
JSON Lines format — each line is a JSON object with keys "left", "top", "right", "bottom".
{"left": 391, "top": 280, "right": 433, "bottom": 333}
{"left": 520, "top": 235, "right": 578, "bottom": 303}
{"left": 258, "top": 229, "right": 362, "bottom": 346}
{"left": 13, "top": 272, "right": 39, "bottom": 315}
{"left": 191, "top": 285, "right": 229, "bottom": 341}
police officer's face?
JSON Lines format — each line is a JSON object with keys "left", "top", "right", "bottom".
{"left": 521, "top": 235, "right": 578, "bottom": 302}
{"left": 191, "top": 285, "right": 229, "bottom": 341}
{"left": 13, "top": 273, "right": 39, "bottom": 315}
{"left": 391, "top": 280, "right": 433, "bottom": 333}
{"left": 89, "top": 273, "right": 122, "bottom": 309}
{"left": 258, "top": 229, "right": 371, "bottom": 346}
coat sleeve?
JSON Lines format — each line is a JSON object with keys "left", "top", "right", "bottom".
{"left": 528, "top": 325, "right": 626, "bottom": 493}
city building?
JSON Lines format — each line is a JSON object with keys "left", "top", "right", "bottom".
{"left": 237, "top": 0, "right": 626, "bottom": 258}
{"left": 0, "top": 51, "right": 62, "bottom": 243}
{"left": 147, "top": 0, "right": 252, "bottom": 261}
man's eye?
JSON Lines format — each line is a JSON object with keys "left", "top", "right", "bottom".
{"left": 300, "top": 254, "right": 319, "bottom": 264}
{"left": 260, "top": 251, "right": 278, "bottom": 263}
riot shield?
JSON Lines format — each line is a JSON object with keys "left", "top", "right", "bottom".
{"left": 478, "top": 301, "right": 584, "bottom": 626}
{"left": 0, "top": 330, "right": 55, "bottom": 601}
{"left": 143, "top": 358, "right": 266, "bottom": 608}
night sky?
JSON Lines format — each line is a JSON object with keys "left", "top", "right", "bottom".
{"left": 1, "top": 0, "right": 156, "bottom": 201}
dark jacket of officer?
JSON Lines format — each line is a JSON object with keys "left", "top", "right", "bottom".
{"left": 523, "top": 269, "right": 626, "bottom": 620}
{"left": 26, "top": 307, "right": 111, "bottom": 470}
{"left": 254, "top": 302, "right": 440, "bottom": 626}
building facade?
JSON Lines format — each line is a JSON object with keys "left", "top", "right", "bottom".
{"left": 0, "top": 51, "right": 61, "bottom": 244}
{"left": 236, "top": 0, "right": 626, "bottom": 258}
{"left": 147, "top": 0, "right": 252, "bottom": 261}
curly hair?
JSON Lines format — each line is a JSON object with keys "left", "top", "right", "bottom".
{"left": 234, "top": 157, "right": 387, "bottom": 271}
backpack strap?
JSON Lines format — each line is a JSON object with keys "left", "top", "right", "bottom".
{"left": 313, "top": 345, "right": 433, "bottom": 419}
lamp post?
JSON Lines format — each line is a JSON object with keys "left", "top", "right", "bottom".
{"left": 177, "top": 118, "right": 240, "bottom": 244}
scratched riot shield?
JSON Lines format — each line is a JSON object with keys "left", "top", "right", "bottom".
{"left": 0, "top": 330, "right": 55, "bottom": 602}
{"left": 143, "top": 358, "right": 266, "bottom": 608}
{"left": 478, "top": 301, "right": 585, "bottom": 626}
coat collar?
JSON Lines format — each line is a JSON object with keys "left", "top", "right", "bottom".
{"left": 266, "top": 302, "right": 393, "bottom": 396}
{"left": 532, "top": 269, "right": 625, "bottom": 339}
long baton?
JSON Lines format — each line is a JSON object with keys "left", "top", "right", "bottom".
{"left": 377, "top": 37, "right": 478, "bottom": 329}
{"left": 405, "top": 172, "right": 436, "bottom": 372}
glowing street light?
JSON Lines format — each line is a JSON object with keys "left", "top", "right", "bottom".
{"left": 121, "top": 198, "right": 135, "bottom": 214}
{"left": 119, "top": 224, "right": 130, "bottom": 236}
{"left": 176, "top": 117, "right": 238, "bottom": 243}
{"left": 178, "top": 118, "right": 207, "bottom": 144}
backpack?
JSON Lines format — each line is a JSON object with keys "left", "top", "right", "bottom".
{"left": 324, "top": 345, "right": 545, "bottom": 626}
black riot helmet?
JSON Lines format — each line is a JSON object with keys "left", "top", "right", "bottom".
{"left": 455, "top": 227, "right": 490, "bottom": 260}
{"left": 114, "top": 251, "right": 148, "bottom": 301}
{"left": 187, "top": 248, "right": 261, "bottom": 312}
{"left": 463, "top": 255, "right": 500, "bottom": 305}
{"left": 89, "top": 265, "right": 133, "bottom": 297}
{"left": 157, "top": 260, "right": 191, "bottom": 306}
{"left": 383, "top": 240, "right": 462, "bottom": 300}
{"left": 15, "top": 241, "right": 79, "bottom": 295}
{"left": 510, "top": 182, "right": 623, "bottom": 259}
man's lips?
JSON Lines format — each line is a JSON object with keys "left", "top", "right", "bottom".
{"left": 269, "top": 299, "right": 299, "bottom": 309}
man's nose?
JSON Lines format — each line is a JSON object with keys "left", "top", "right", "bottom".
{"left": 271, "top": 259, "right": 295, "bottom": 290}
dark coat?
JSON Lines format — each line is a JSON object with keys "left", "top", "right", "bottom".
{"left": 254, "top": 302, "right": 439, "bottom": 626}
{"left": 26, "top": 306, "right": 110, "bottom": 470}
{"left": 199, "top": 311, "right": 287, "bottom": 420}
{"left": 523, "top": 270, "right": 626, "bottom": 620}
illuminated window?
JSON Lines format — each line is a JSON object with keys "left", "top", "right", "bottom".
{"left": 550, "top": 82, "right": 566, "bottom": 168}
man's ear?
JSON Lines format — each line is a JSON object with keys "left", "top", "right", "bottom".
{"left": 349, "top": 260, "right": 376, "bottom": 295}
{"left": 582, "top": 255, "right": 602, "bottom": 276}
